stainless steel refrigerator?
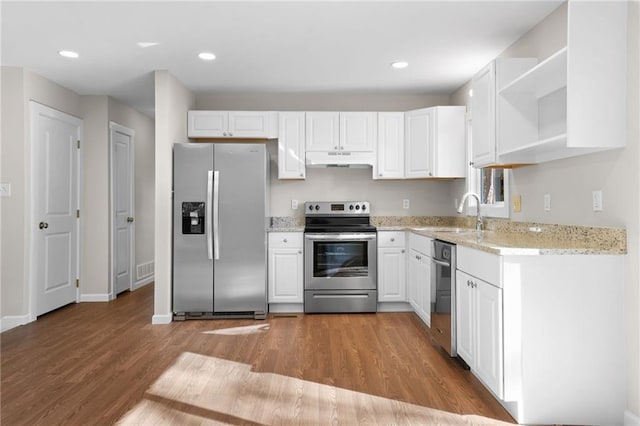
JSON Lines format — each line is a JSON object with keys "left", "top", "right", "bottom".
{"left": 172, "top": 143, "right": 270, "bottom": 320}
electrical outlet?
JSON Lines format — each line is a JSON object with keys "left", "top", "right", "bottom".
{"left": 403, "top": 199, "right": 410, "bottom": 209}
{"left": 592, "top": 190, "right": 603, "bottom": 212}
{"left": 544, "top": 194, "right": 551, "bottom": 212}
{"left": 0, "top": 183, "right": 11, "bottom": 197}
{"left": 513, "top": 195, "right": 522, "bottom": 213}
{"left": 291, "top": 199, "right": 298, "bottom": 210}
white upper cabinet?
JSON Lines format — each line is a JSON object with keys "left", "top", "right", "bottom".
{"left": 374, "top": 112, "right": 405, "bottom": 179}
{"left": 188, "top": 111, "right": 278, "bottom": 139}
{"left": 339, "top": 112, "right": 376, "bottom": 152}
{"left": 405, "top": 106, "right": 466, "bottom": 178}
{"left": 305, "top": 112, "right": 339, "bottom": 152}
{"left": 471, "top": 59, "right": 538, "bottom": 168}
{"left": 305, "top": 112, "right": 376, "bottom": 166}
{"left": 489, "top": 1, "right": 627, "bottom": 165}
{"left": 278, "top": 112, "right": 306, "bottom": 179}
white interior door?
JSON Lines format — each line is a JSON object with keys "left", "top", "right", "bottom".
{"left": 110, "top": 123, "right": 135, "bottom": 296}
{"left": 31, "top": 102, "right": 82, "bottom": 316}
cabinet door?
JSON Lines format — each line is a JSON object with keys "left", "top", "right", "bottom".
{"left": 305, "top": 112, "right": 339, "bottom": 152}
{"left": 456, "top": 271, "right": 475, "bottom": 366}
{"left": 268, "top": 248, "right": 303, "bottom": 303}
{"left": 228, "top": 111, "right": 274, "bottom": 138}
{"left": 340, "top": 112, "right": 376, "bottom": 152}
{"left": 278, "top": 112, "right": 306, "bottom": 179}
{"left": 432, "top": 106, "right": 466, "bottom": 178}
{"left": 188, "top": 111, "right": 228, "bottom": 137}
{"left": 405, "top": 108, "right": 434, "bottom": 178}
{"left": 378, "top": 247, "right": 406, "bottom": 302}
{"left": 375, "top": 112, "right": 405, "bottom": 179}
{"left": 471, "top": 62, "right": 497, "bottom": 167}
{"left": 475, "top": 278, "right": 504, "bottom": 398}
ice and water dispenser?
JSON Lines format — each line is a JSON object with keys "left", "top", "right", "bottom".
{"left": 182, "top": 202, "right": 205, "bottom": 234}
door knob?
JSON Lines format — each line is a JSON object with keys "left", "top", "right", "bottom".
{"left": 127, "top": 217, "right": 134, "bottom": 223}
{"left": 39, "top": 222, "right": 48, "bottom": 229}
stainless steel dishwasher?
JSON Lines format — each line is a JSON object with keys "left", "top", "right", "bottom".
{"left": 431, "top": 240, "right": 457, "bottom": 356}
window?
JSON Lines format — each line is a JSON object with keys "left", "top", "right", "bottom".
{"left": 465, "top": 116, "right": 510, "bottom": 218}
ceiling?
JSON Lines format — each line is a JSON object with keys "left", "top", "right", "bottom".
{"left": 1, "top": 1, "right": 564, "bottom": 117}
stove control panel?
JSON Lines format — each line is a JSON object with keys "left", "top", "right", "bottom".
{"left": 305, "top": 201, "right": 370, "bottom": 215}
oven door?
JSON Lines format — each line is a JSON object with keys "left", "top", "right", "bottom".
{"left": 304, "top": 232, "right": 377, "bottom": 291}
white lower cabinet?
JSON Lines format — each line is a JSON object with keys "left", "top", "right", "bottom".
{"left": 456, "top": 245, "right": 625, "bottom": 425}
{"left": 407, "top": 234, "right": 432, "bottom": 327}
{"left": 268, "top": 233, "right": 303, "bottom": 308}
{"left": 377, "top": 231, "right": 406, "bottom": 302}
{"left": 456, "top": 270, "right": 503, "bottom": 399}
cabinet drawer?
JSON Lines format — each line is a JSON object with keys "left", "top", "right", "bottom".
{"left": 268, "top": 232, "right": 303, "bottom": 249}
{"left": 457, "top": 245, "right": 502, "bottom": 287}
{"left": 378, "top": 231, "right": 406, "bottom": 248}
{"left": 409, "top": 232, "right": 432, "bottom": 256}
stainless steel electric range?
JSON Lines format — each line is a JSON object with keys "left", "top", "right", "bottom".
{"left": 303, "top": 201, "right": 377, "bottom": 313}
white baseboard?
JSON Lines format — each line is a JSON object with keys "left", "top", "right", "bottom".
{"left": 79, "top": 293, "right": 111, "bottom": 302}
{"left": 377, "top": 302, "right": 413, "bottom": 312}
{"left": 268, "top": 303, "right": 304, "bottom": 313}
{"left": 626, "top": 409, "right": 640, "bottom": 426}
{"left": 1, "top": 315, "right": 31, "bottom": 333}
{"left": 152, "top": 314, "right": 173, "bottom": 324}
{"left": 133, "top": 275, "right": 154, "bottom": 291}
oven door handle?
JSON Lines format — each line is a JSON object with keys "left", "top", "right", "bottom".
{"left": 304, "top": 233, "right": 377, "bottom": 241}
{"left": 431, "top": 258, "right": 451, "bottom": 268}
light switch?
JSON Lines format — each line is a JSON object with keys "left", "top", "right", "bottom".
{"left": 592, "top": 190, "right": 603, "bottom": 212}
{"left": 403, "top": 199, "right": 410, "bottom": 209}
{"left": 513, "top": 195, "right": 522, "bottom": 213}
{"left": 544, "top": 194, "right": 551, "bottom": 212}
{"left": 291, "top": 199, "right": 299, "bottom": 210}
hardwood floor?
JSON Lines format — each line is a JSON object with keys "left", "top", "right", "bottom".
{"left": 1, "top": 284, "right": 514, "bottom": 425}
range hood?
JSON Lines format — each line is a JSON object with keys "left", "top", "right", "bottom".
{"left": 305, "top": 151, "right": 374, "bottom": 168}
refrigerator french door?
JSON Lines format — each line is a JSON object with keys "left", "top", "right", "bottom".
{"left": 173, "top": 143, "right": 269, "bottom": 319}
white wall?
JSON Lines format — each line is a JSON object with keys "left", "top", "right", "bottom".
{"left": 79, "top": 95, "right": 110, "bottom": 296}
{"left": 153, "top": 70, "right": 195, "bottom": 323}
{"left": 197, "top": 93, "right": 455, "bottom": 218}
{"left": 451, "top": 1, "right": 640, "bottom": 419}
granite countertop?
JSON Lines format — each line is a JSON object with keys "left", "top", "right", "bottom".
{"left": 268, "top": 216, "right": 626, "bottom": 255}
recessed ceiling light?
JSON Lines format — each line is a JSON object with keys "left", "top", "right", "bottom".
{"left": 198, "top": 52, "right": 216, "bottom": 61}
{"left": 58, "top": 50, "right": 79, "bottom": 59}
{"left": 391, "top": 61, "right": 408, "bottom": 69}
{"left": 137, "top": 42, "right": 159, "bottom": 48}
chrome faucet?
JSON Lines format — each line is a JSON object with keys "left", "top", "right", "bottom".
{"left": 457, "top": 192, "right": 483, "bottom": 231}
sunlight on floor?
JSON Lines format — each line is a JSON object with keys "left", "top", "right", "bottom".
{"left": 117, "top": 352, "right": 510, "bottom": 425}
{"left": 201, "top": 323, "right": 271, "bottom": 336}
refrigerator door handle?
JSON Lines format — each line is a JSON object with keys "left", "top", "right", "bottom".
{"left": 206, "top": 170, "right": 213, "bottom": 260}
{"left": 213, "top": 170, "right": 220, "bottom": 260}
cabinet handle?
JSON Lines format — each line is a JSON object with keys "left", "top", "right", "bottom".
{"left": 469, "top": 161, "right": 474, "bottom": 166}
{"left": 223, "top": 132, "right": 228, "bottom": 136}
{"left": 428, "top": 172, "right": 433, "bottom": 177}
{"left": 334, "top": 145, "right": 338, "bottom": 150}
{"left": 229, "top": 132, "right": 233, "bottom": 137}
{"left": 300, "top": 173, "right": 304, "bottom": 177}
{"left": 379, "top": 173, "right": 383, "bottom": 177}
{"left": 298, "top": 250, "right": 302, "bottom": 254}
{"left": 401, "top": 249, "right": 405, "bottom": 253}
{"left": 340, "top": 146, "right": 344, "bottom": 150}
{"left": 416, "top": 255, "right": 421, "bottom": 260}
{"left": 283, "top": 238, "right": 288, "bottom": 243}
{"left": 467, "top": 280, "right": 471, "bottom": 287}
{"left": 390, "top": 238, "right": 395, "bottom": 242}
{"left": 39, "top": 222, "right": 49, "bottom": 229}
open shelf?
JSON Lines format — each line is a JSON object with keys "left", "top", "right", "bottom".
{"left": 499, "top": 47, "right": 568, "bottom": 99}
{"left": 499, "top": 133, "right": 568, "bottom": 163}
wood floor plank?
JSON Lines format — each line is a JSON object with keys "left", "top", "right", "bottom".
{"left": 1, "top": 284, "right": 514, "bottom": 425}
